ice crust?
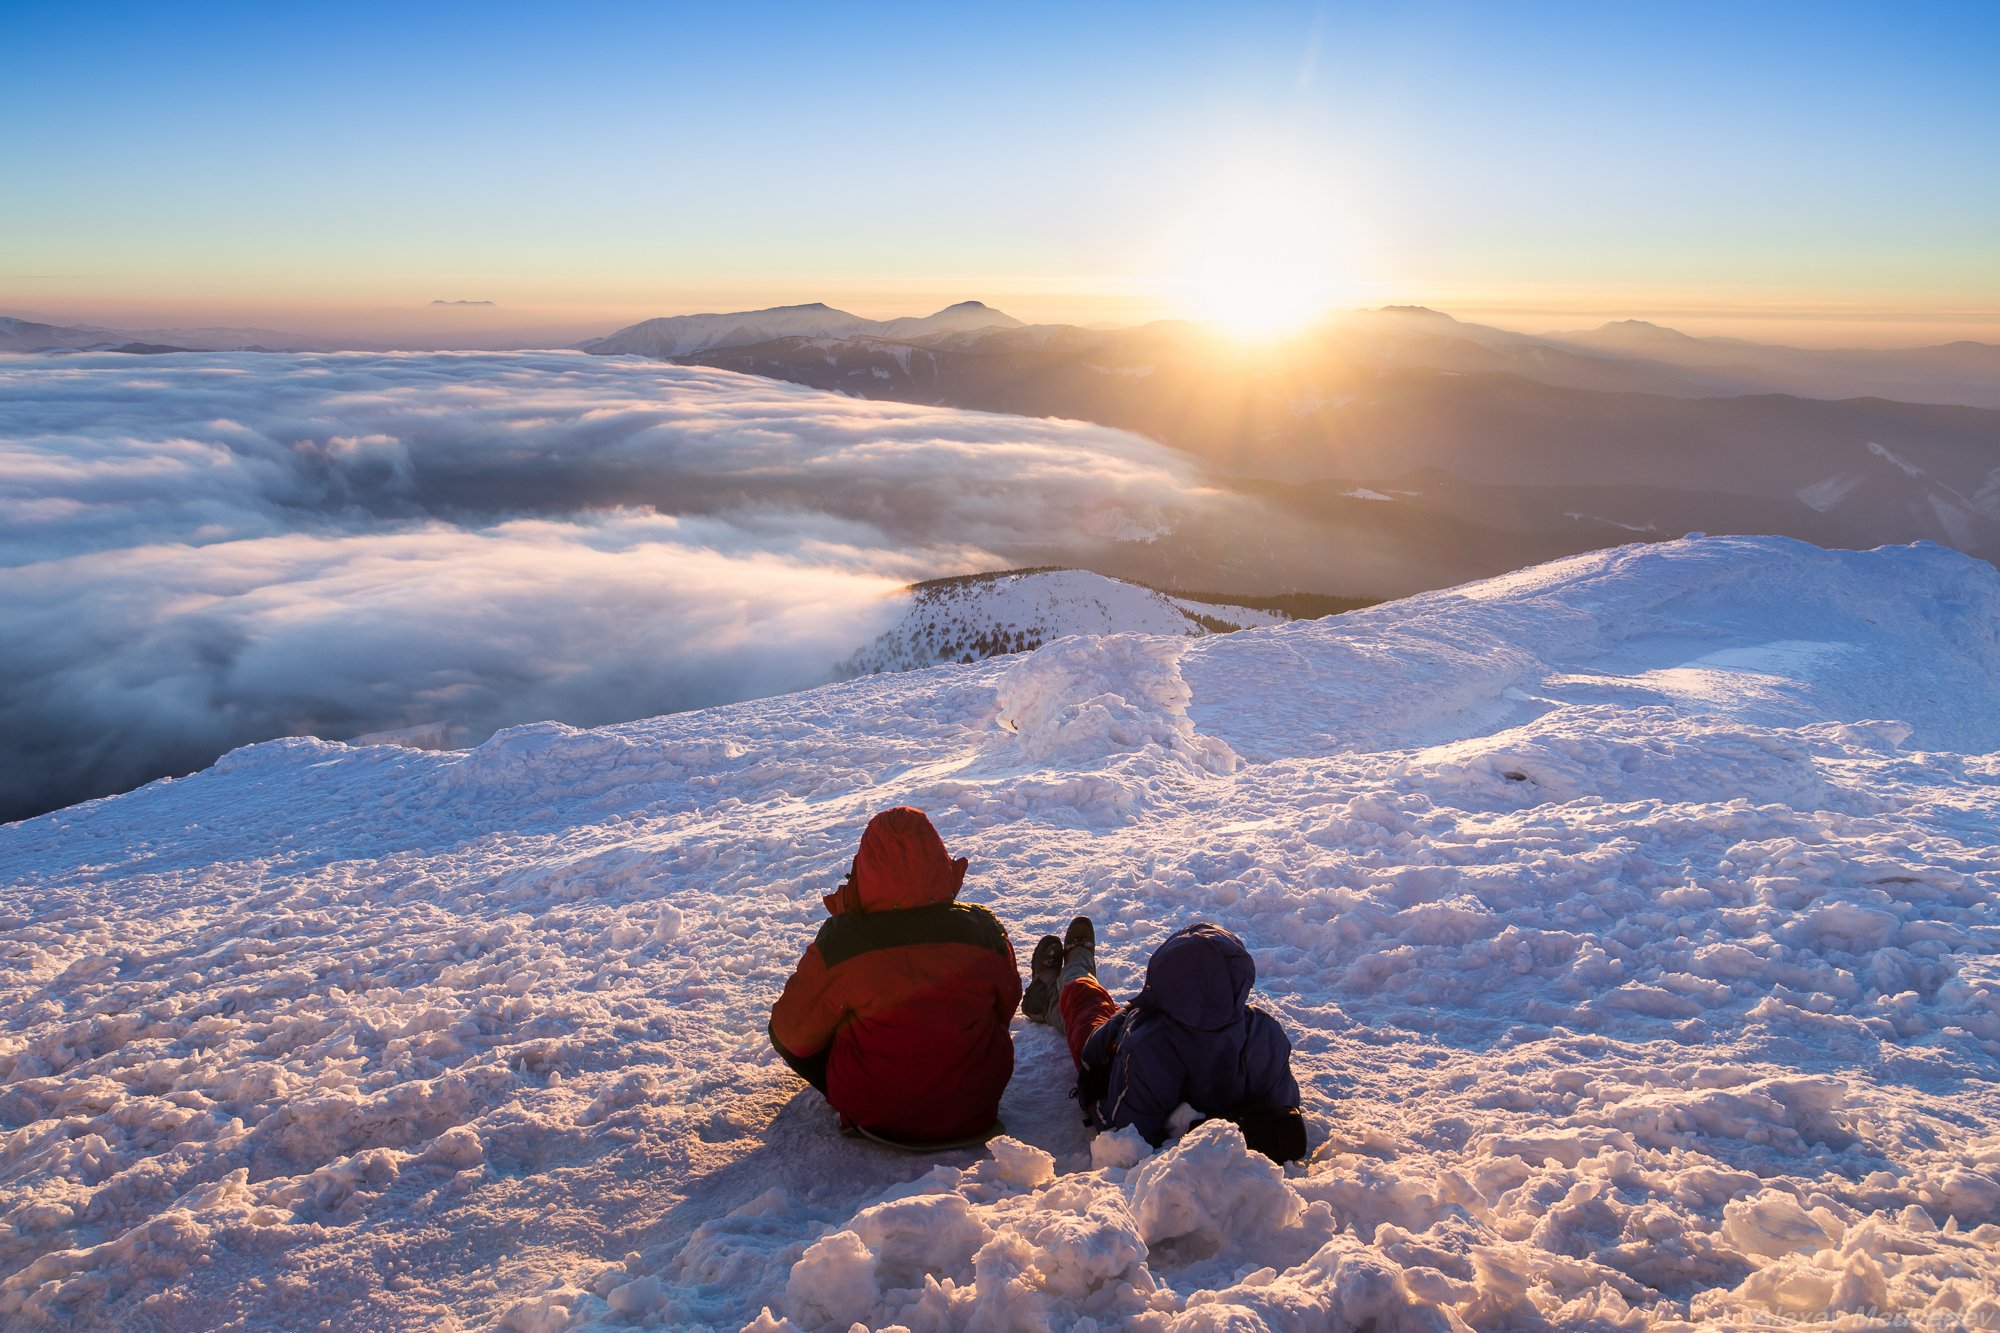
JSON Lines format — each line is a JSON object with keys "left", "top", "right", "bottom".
{"left": 3, "top": 535, "right": 1999, "bottom": 1330}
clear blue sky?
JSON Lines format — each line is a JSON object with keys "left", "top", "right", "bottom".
{"left": 4, "top": 1, "right": 1995, "bottom": 338}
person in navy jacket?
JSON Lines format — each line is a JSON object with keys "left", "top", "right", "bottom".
{"left": 1024, "top": 918, "right": 1305, "bottom": 1161}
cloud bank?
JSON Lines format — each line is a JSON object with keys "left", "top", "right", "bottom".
{"left": 0, "top": 351, "right": 1230, "bottom": 820}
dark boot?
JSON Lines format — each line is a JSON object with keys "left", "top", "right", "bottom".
{"left": 1057, "top": 915, "right": 1096, "bottom": 990}
{"left": 1023, "top": 934, "right": 1063, "bottom": 1023}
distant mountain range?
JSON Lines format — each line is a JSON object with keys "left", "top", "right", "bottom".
{"left": 0, "top": 314, "right": 328, "bottom": 353}
{"left": 583, "top": 302, "right": 2000, "bottom": 590}
{"left": 585, "top": 301, "right": 2000, "bottom": 408}
{"left": 580, "top": 300, "right": 1022, "bottom": 358}
{"left": 11, "top": 299, "right": 1998, "bottom": 592}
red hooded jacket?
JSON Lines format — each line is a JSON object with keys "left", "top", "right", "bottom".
{"left": 770, "top": 809, "right": 1020, "bottom": 1140}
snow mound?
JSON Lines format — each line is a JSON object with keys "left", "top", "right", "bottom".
{"left": 995, "top": 634, "right": 1238, "bottom": 776}
{"left": 844, "top": 568, "right": 1281, "bottom": 675}
{"left": 739, "top": 1121, "right": 1439, "bottom": 1333}
{"left": 3, "top": 535, "right": 1999, "bottom": 1331}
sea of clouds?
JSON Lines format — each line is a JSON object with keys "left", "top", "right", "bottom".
{"left": 0, "top": 350, "right": 1232, "bottom": 821}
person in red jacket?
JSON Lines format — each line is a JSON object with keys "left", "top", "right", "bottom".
{"left": 769, "top": 807, "right": 1020, "bottom": 1142}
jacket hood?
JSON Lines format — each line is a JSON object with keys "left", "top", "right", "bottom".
{"left": 1136, "top": 923, "right": 1255, "bottom": 1031}
{"left": 823, "top": 807, "right": 968, "bottom": 915}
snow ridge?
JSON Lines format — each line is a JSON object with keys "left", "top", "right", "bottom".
{"left": 841, "top": 568, "right": 1281, "bottom": 676}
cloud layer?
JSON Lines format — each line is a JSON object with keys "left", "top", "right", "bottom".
{"left": 0, "top": 351, "right": 1229, "bottom": 820}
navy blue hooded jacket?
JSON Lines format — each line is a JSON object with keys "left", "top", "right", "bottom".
{"left": 1078, "top": 923, "right": 1300, "bottom": 1145}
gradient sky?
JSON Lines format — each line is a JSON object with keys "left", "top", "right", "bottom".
{"left": 5, "top": 0, "right": 1997, "bottom": 342}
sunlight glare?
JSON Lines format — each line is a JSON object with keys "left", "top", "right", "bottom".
{"left": 1174, "top": 196, "right": 1345, "bottom": 341}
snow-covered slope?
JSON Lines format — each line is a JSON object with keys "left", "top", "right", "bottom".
{"left": 1793, "top": 439, "right": 2000, "bottom": 552}
{"left": 3, "top": 536, "right": 1999, "bottom": 1332}
{"left": 843, "top": 568, "right": 1283, "bottom": 675}
{"left": 582, "top": 304, "right": 876, "bottom": 357}
{"left": 582, "top": 302, "right": 1021, "bottom": 359}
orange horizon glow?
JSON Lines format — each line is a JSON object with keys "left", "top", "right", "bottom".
{"left": 6, "top": 283, "right": 1998, "bottom": 351}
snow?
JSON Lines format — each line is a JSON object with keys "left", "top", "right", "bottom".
{"left": 585, "top": 303, "right": 1018, "bottom": 360}
{"left": 871, "top": 342, "right": 919, "bottom": 375}
{"left": 1799, "top": 473, "right": 1865, "bottom": 514}
{"left": 845, "top": 569, "right": 1283, "bottom": 675}
{"left": 3, "top": 534, "right": 2000, "bottom": 1331}
{"left": 584, "top": 305, "right": 878, "bottom": 358}
{"left": 1868, "top": 441, "right": 1927, "bottom": 479}
{"left": 1564, "top": 511, "right": 1661, "bottom": 534}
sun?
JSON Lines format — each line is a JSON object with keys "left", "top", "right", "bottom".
{"left": 1171, "top": 198, "right": 1345, "bottom": 341}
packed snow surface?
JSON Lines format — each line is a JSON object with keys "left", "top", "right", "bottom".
{"left": 3, "top": 536, "right": 1999, "bottom": 1332}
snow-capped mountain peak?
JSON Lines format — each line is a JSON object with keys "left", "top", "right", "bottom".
{"left": 579, "top": 303, "right": 879, "bottom": 357}
{"left": 875, "top": 300, "right": 1027, "bottom": 340}
{"left": 582, "top": 300, "right": 1023, "bottom": 358}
